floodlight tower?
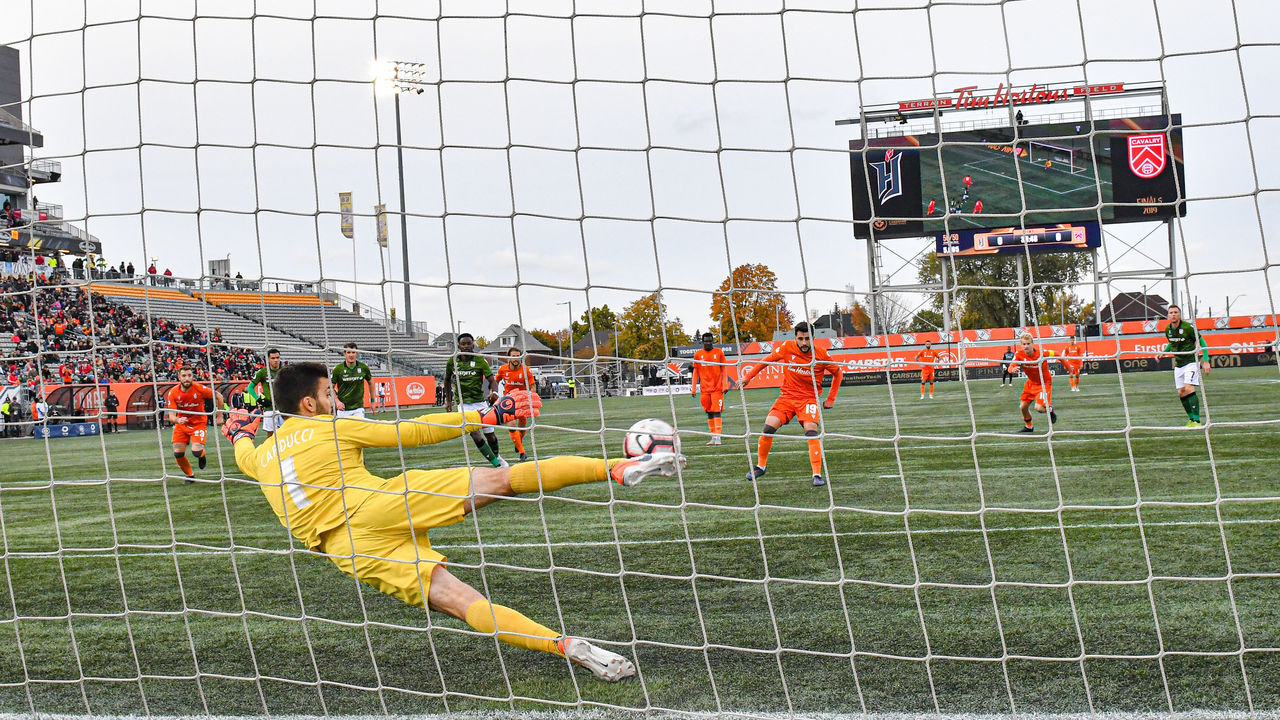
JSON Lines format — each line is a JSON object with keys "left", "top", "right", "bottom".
{"left": 375, "top": 60, "right": 429, "bottom": 336}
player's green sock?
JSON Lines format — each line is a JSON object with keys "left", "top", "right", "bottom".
{"left": 1179, "top": 394, "right": 1192, "bottom": 419}
{"left": 473, "top": 434, "right": 497, "bottom": 463}
{"left": 1187, "top": 392, "right": 1201, "bottom": 422}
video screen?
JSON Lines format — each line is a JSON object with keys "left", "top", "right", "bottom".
{"left": 850, "top": 114, "right": 1185, "bottom": 239}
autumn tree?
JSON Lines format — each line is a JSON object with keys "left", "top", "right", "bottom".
{"left": 570, "top": 305, "right": 617, "bottom": 345}
{"left": 529, "top": 328, "right": 564, "bottom": 353}
{"left": 709, "top": 264, "right": 793, "bottom": 343}
{"left": 618, "top": 292, "right": 691, "bottom": 360}
{"left": 918, "top": 252, "right": 1092, "bottom": 329}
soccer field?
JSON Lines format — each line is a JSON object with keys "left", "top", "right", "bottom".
{"left": 0, "top": 368, "right": 1277, "bottom": 717}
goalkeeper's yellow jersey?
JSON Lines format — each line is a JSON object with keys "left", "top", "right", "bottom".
{"left": 233, "top": 411, "right": 484, "bottom": 549}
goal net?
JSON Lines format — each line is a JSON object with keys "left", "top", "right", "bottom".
{"left": 0, "top": 2, "right": 1278, "bottom": 718}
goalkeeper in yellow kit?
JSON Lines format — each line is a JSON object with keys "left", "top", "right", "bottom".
{"left": 223, "top": 362, "right": 685, "bottom": 682}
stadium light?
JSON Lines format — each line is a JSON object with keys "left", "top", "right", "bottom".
{"left": 374, "top": 59, "right": 431, "bottom": 337}
{"left": 557, "top": 300, "right": 573, "bottom": 386}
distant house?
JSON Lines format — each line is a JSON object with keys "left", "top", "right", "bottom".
{"left": 491, "top": 324, "right": 556, "bottom": 365}
{"left": 1099, "top": 292, "right": 1169, "bottom": 322}
{"left": 812, "top": 311, "right": 859, "bottom": 336}
{"left": 572, "top": 329, "right": 616, "bottom": 357}
{"left": 433, "top": 332, "right": 458, "bottom": 350}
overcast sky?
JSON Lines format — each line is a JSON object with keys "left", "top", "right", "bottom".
{"left": 1, "top": 0, "right": 1277, "bottom": 342}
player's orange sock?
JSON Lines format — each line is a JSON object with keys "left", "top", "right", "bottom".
{"left": 929, "top": 383, "right": 935, "bottom": 395}
{"left": 807, "top": 436, "right": 823, "bottom": 475}
{"left": 712, "top": 417, "right": 722, "bottom": 435}
{"left": 756, "top": 435, "right": 773, "bottom": 468}
{"left": 920, "top": 383, "right": 926, "bottom": 395}
{"left": 508, "top": 429, "right": 526, "bottom": 455}
{"left": 507, "top": 456, "right": 617, "bottom": 494}
{"left": 464, "top": 599, "right": 560, "bottom": 655}
{"left": 174, "top": 454, "right": 193, "bottom": 476}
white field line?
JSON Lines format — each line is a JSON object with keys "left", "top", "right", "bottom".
{"left": 7, "top": 515, "right": 1277, "bottom": 559}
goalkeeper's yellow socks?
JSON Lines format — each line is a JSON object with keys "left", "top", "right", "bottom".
{"left": 508, "top": 456, "right": 620, "bottom": 494}
{"left": 464, "top": 599, "right": 560, "bottom": 655}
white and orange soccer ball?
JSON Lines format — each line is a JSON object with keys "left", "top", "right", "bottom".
{"left": 623, "top": 418, "right": 678, "bottom": 458}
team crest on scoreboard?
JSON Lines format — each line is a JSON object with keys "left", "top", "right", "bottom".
{"left": 1128, "top": 134, "right": 1166, "bottom": 179}
{"left": 870, "top": 149, "right": 904, "bottom": 203}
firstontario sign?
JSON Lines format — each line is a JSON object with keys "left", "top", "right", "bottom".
{"left": 897, "top": 82, "right": 1125, "bottom": 112}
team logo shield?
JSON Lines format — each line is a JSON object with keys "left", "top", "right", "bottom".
{"left": 1128, "top": 134, "right": 1166, "bottom": 179}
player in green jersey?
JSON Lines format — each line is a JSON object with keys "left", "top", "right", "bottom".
{"left": 332, "top": 342, "right": 374, "bottom": 420}
{"left": 247, "top": 349, "right": 284, "bottom": 435}
{"left": 1162, "top": 305, "right": 1211, "bottom": 427}
{"left": 445, "top": 333, "right": 506, "bottom": 467}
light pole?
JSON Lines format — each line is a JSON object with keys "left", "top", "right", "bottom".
{"left": 1227, "top": 294, "right": 1246, "bottom": 317}
{"left": 376, "top": 60, "right": 428, "bottom": 336}
{"left": 557, "top": 300, "right": 573, "bottom": 384}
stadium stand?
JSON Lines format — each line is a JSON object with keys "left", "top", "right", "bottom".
{"left": 89, "top": 284, "right": 331, "bottom": 367}
{"left": 198, "top": 291, "right": 449, "bottom": 373}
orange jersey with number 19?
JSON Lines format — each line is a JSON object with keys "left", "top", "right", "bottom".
{"left": 761, "top": 341, "right": 843, "bottom": 403}
{"left": 692, "top": 347, "right": 728, "bottom": 393}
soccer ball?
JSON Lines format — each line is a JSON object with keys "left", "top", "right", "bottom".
{"left": 623, "top": 418, "right": 678, "bottom": 458}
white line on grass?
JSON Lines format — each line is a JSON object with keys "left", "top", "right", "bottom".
{"left": 16, "top": 516, "right": 1279, "bottom": 560}
{"left": 4, "top": 709, "right": 1277, "bottom": 720}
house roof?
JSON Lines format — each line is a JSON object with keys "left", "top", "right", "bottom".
{"left": 572, "top": 328, "right": 615, "bottom": 353}
{"left": 493, "top": 324, "right": 553, "bottom": 353}
{"left": 1099, "top": 292, "right": 1169, "bottom": 323}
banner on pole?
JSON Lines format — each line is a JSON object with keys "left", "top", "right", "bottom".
{"left": 375, "top": 204, "right": 388, "bottom": 247}
{"left": 339, "top": 192, "right": 353, "bottom": 238}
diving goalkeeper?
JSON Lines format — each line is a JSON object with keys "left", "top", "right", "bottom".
{"left": 224, "top": 362, "right": 684, "bottom": 682}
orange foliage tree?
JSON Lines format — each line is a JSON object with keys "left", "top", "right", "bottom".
{"left": 709, "top": 264, "right": 793, "bottom": 342}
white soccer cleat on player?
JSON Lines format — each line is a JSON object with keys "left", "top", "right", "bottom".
{"left": 557, "top": 637, "right": 636, "bottom": 682}
{"left": 706, "top": 436, "right": 722, "bottom": 446}
{"left": 610, "top": 452, "right": 686, "bottom": 487}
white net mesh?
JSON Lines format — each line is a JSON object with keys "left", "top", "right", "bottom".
{"left": 0, "top": 1, "right": 1278, "bottom": 718}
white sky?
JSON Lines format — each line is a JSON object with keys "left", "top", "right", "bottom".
{"left": 2, "top": 0, "right": 1278, "bottom": 341}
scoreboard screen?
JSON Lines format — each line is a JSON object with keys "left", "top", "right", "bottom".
{"left": 935, "top": 221, "right": 1101, "bottom": 257}
{"left": 850, "top": 114, "right": 1186, "bottom": 240}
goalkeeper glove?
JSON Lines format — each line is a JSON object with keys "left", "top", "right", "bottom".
{"left": 222, "top": 409, "right": 262, "bottom": 443}
{"left": 480, "top": 389, "right": 542, "bottom": 426}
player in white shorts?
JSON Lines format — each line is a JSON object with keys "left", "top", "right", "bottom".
{"left": 332, "top": 343, "right": 374, "bottom": 421}
{"left": 1162, "top": 305, "right": 1211, "bottom": 428}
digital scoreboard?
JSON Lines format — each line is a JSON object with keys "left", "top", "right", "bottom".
{"left": 935, "top": 221, "right": 1101, "bottom": 257}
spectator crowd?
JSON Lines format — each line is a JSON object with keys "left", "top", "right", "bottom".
{"left": 1, "top": 270, "right": 264, "bottom": 388}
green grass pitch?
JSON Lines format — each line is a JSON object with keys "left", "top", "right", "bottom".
{"left": 0, "top": 367, "right": 1277, "bottom": 716}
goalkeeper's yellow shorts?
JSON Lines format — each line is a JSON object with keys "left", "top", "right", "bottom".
{"left": 318, "top": 468, "right": 472, "bottom": 609}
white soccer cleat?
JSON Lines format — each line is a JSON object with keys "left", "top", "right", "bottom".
{"left": 557, "top": 637, "right": 636, "bottom": 682}
{"left": 610, "top": 452, "right": 687, "bottom": 487}
{"left": 706, "top": 436, "right": 722, "bottom": 446}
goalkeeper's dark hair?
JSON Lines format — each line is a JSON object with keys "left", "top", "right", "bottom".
{"left": 274, "top": 362, "right": 330, "bottom": 415}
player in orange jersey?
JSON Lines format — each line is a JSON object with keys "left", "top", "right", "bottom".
{"left": 1008, "top": 332, "right": 1058, "bottom": 433}
{"left": 165, "top": 366, "right": 226, "bottom": 483}
{"left": 691, "top": 332, "right": 729, "bottom": 445}
{"left": 491, "top": 347, "right": 537, "bottom": 461}
{"left": 1063, "top": 338, "right": 1084, "bottom": 392}
{"left": 738, "top": 322, "right": 844, "bottom": 487}
{"left": 914, "top": 341, "right": 939, "bottom": 399}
